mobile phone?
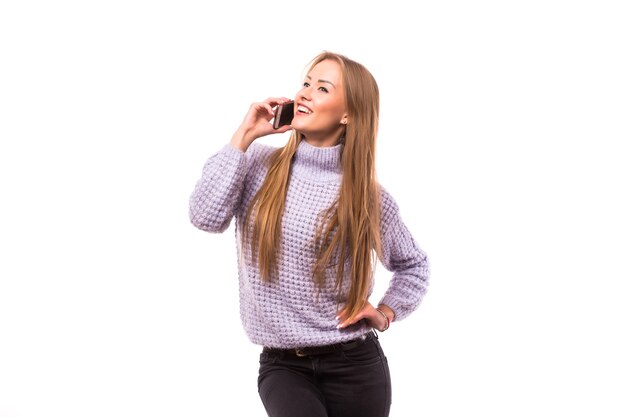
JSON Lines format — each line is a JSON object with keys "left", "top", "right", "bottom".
{"left": 273, "top": 101, "right": 295, "bottom": 129}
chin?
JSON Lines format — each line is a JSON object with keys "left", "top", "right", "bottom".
{"left": 290, "top": 118, "right": 304, "bottom": 130}
{"left": 291, "top": 121, "right": 309, "bottom": 135}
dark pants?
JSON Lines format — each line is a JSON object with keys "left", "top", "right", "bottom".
{"left": 257, "top": 333, "right": 392, "bottom": 417}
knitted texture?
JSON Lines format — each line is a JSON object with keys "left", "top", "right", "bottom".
{"left": 190, "top": 140, "right": 429, "bottom": 348}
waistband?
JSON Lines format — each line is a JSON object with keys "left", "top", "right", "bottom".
{"left": 262, "top": 331, "right": 376, "bottom": 358}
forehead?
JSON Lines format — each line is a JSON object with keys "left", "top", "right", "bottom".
{"left": 307, "top": 59, "right": 343, "bottom": 84}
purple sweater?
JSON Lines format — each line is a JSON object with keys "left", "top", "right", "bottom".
{"left": 189, "top": 140, "right": 429, "bottom": 348}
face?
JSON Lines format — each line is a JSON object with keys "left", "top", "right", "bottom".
{"left": 291, "top": 59, "right": 348, "bottom": 146}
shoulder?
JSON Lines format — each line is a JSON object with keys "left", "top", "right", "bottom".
{"left": 377, "top": 185, "right": 421, "bottom": 250}
{"left": 245, "top": 141, "right": 279, "bottom": 167}
{"left": 379, "top": 184, "right": 401, "bottom": 220}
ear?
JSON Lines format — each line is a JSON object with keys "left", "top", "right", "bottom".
{"left": 340, "top": 115, "right": 348, "bottom": 125}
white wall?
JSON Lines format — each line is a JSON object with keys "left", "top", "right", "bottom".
{"left": 1, "top": 1, "right": 625, "bottom": 416}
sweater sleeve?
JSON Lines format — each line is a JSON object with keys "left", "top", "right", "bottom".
{"left": 189, "top": 143, "right": 261, "bottom": 233}
{"left": 378, "top": 190, "right": 430, "bottom": 321}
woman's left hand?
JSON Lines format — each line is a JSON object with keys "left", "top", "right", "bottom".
{"left": 336, "top": 302, "right": 394, "bottom": 332}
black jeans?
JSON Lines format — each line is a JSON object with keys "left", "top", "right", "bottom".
{"left": 257, "top": 333, "right": 392, "bottom": 417}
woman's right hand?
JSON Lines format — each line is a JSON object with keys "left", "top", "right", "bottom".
{"left": 230, "top": 97, "right": 293, "bottom": 152}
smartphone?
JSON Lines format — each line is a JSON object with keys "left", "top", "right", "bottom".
{"left": 273, "top": 101, "right": 295, "bottom": 129}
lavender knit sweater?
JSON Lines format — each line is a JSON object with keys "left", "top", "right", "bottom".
{"left": 189, "top": 140, "right": 429, "bottom": 349}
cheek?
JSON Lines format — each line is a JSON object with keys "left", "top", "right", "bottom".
{"left": 318, "top": 100, "right": 345, "bottom": 121}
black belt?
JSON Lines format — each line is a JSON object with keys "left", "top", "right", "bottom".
{"left": 263, "top": 331, "right": 375, "bottom": 357}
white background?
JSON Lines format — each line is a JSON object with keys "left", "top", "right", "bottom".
{"left": 1, "top": 1, "right": 625, "bottom": 416}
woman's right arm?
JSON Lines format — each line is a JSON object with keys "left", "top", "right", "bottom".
{"left": 188, "top": 143, "right": 249, "bottom": 233}
{"left": 189, "top": 97, "right": 292, "bottom": 233}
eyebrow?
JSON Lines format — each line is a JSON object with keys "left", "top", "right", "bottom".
{"left": 306, "top": 75, "right": 336, "bottom": 88}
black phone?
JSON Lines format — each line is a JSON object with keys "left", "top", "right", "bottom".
{"left": 273, "top": 101, "right": 295, "bottom": 129}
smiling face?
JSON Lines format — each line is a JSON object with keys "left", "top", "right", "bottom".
{"left": 291, "top": 59, "right": 348, "bottom": 147}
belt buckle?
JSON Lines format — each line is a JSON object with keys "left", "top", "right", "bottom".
{"left": 295, "top": 348, "right": 307, "bottom": 357}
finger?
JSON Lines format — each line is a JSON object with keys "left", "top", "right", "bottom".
{"left": 336, "top": 317, "right": 346, "bottom": 327}
{"left": 335, "top": 308, "right": 348, "bottom": 322}
{"left": 264, "top": 97, "right": 292, "bottom": 107}
{"left": 259, "top": 102, "right": 275, "bottom": 117}
{"left": 246, "top": 102, "right": 273, "bottom": 120}
{"left": 336, "top": 311, "right": 364, "bottom": 329}
{"left": 337, "top": 317, "right": 362, "bottom": 329}
{"left": 337, "top": 307, "right": 366, "bottom": 321}
{"left": 275, "top": 125, "right": 292, "bottom": 134}
{"left": 335, "top": 310, "right": 347, "bottom": 327}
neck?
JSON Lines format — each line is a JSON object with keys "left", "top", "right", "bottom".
{"left": 303, "top": 137, "right": 339, "bottom": 148}
{"left": 301, "top": 129, "right": 344, "bottom": 148}
{"left": 291, "top": 140, "right": 342, "bottom": 183}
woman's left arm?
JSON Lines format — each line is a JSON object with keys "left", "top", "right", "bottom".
{"left": 376, "top": 191, "right": 430, "bottom": 322}
{"left": 336, "top": 191, "right": 429, "bottom": 330}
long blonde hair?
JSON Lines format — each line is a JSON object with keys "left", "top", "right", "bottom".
{"left": 243, "top": 52, "right": 382, "bottom": 320}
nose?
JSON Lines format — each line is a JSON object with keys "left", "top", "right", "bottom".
{"left": 298, "top": 87, "right": 311, "bottom": 102}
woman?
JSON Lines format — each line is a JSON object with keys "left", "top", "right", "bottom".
{"left": 189, "top": 51, "right": 429, "bottom": 417}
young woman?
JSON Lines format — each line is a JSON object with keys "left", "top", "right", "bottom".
{"left": 189, "top": 51, "right": 429, "bottom": 417}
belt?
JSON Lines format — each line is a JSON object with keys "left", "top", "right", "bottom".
{"left": 263, "top": 331, "right": 375, "bottom": 357}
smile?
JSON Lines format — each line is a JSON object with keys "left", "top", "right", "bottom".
{"left": 297, "top": 105, "right": 313, "bottom": 114}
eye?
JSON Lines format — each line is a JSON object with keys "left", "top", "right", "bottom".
{"left": 318, "top": 86, "right": 329, "bottom": 93}
{"left": 303, "top": 82, "right": 310, "bottom": 87}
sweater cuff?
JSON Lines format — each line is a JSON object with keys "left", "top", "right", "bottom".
{"left": 378, "top": 296, "right": 407, "bottom": 322}
{"left": 378, "top": 292, "right": 427, "bottom": 322}
{"left": 224, "top": 142, "right": 246, "bottom": 155}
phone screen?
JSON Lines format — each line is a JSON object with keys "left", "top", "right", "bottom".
{"left": 273, "top": 101, "right": 295, "bottom": 129}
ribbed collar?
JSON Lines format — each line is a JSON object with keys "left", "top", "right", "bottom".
{"left": 291, "top": 140, "right": 343, "bottom": 183}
